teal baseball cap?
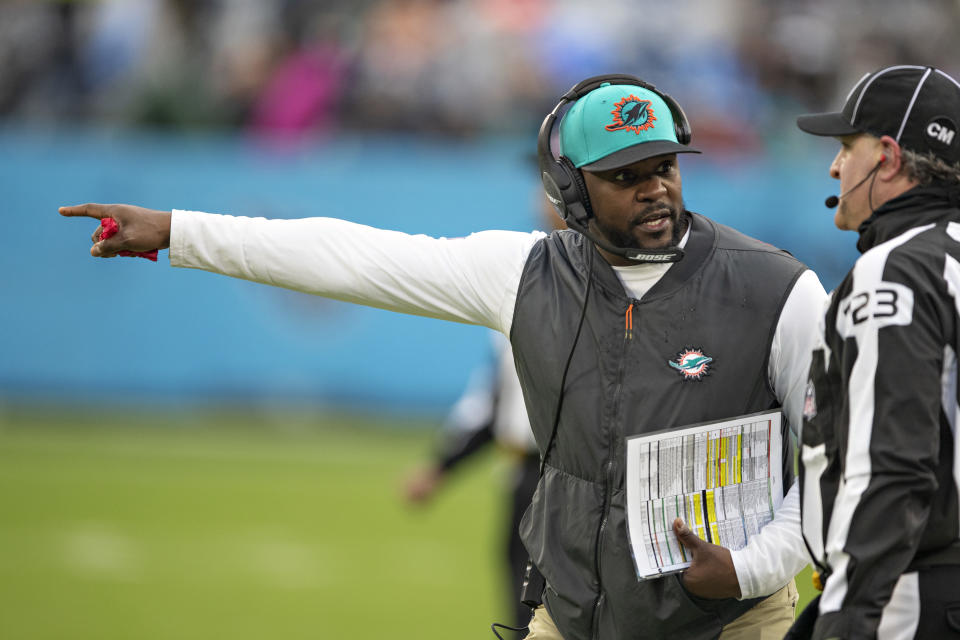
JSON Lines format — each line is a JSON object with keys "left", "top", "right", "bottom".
{"left": 559, "top": 82, "right": 700, "bottom": 171}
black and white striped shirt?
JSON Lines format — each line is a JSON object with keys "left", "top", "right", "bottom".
{"left": 800, "top": 184, "right": 960, "bottom": 639}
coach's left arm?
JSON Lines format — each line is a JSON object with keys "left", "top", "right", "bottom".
{"left": 676, "top": 270, "right": 827, "bottom": 600}
{"left": 727, "top": 269, "right": 827, "bottom": 600}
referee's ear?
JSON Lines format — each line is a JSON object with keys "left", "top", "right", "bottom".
{"left": 877, "top": 135, "right": 904, "bottom": 179}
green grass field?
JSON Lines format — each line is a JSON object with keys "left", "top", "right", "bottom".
{"left": 0, "top": 407, "right": 815, "bottom": 639}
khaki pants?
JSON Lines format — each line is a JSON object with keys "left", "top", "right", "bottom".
{"left": 526, "top": 580, "right": 799, "bottom": 640}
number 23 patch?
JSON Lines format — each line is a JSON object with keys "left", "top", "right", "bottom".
{"left": 836, "top": 281, "right": 913, "bottom": 337}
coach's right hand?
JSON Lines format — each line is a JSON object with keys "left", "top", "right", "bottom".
{"left": 59, "top": 203, "right": 171, "bottom": 258}
{"left": 673, "top": 518, "right": 741, "bottom": 599}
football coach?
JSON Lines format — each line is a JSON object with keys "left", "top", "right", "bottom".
{"left": 61, "top": 74, "right": 825, "bottom": 640}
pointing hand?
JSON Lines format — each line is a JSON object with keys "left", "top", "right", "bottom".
{"left": 59, "top": 203, "right": 172, "bottom": 258}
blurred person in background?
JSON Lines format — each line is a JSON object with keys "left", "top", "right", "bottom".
{"left": 59, "top": 73, "right": 825, "bottom": 639}
{"left": 791, "top": 65, "right": 960, "bottom": 640}
{"left": 404, "top": 331, "right": 540, "bottom": 629}
{"left": 4, "top": 1, "right": 960, "bottom": 144}
{"left": 403, "top": 190, "right": 563, "bottom": 629}
{"left": 245, "top": 7, "right": 350, "bottom": 140}
{"left": 340, "top": 0, "right": 548, "bottom": 136}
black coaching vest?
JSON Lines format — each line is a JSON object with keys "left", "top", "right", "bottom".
{"left": 512, "top": 213, "right": 806, "bottom": 640}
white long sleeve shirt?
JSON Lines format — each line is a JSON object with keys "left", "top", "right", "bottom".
{"left": 170, "top": 210, "right": 826, "bottom": 598}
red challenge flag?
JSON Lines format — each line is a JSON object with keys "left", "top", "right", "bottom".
{"left": 100, "top": 217, "right": 158, "bottom": 261}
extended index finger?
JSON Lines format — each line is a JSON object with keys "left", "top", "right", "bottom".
{"left": 58, "top": 203, "right": 109, "bottom": 219}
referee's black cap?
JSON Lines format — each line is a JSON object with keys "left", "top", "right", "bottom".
{"left": 797, "top": 65, "right": 960, "bottom": 163}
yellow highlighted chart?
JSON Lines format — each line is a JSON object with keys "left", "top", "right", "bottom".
{"left": 624, "top": 410, "right": 783, "bottom": 579}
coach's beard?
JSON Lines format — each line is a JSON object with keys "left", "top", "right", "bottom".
{"left": 597, "top": 203, "right": 687, "bottom": 253}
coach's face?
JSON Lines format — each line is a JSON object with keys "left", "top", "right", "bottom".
{"left": 582, "top": 153, "right": 685, "bottom": 266}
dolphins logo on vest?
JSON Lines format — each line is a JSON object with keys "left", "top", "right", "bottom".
{"left": 668, "top": 347, "right": 713, "bottom": 380}
{"left": 605, "top": 95, "right": 657, "bottom": 134}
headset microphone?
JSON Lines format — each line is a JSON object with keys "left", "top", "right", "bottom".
{"left": 824, "top": 155, "right": 886, "bottom": 208}
{"left": 563, "top": 215, "right": 684, "bottom": 262}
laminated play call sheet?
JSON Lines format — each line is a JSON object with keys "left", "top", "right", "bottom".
{"left": 624, "top": 410, "right": 783, "bottom": 580}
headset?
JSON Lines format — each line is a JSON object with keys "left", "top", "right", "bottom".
{"left": 537, "top": 73, "right": 693, "bottom": 261}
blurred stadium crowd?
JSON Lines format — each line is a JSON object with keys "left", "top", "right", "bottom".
{"left": 3, "top": 0, "right": 960, "bottom": 152}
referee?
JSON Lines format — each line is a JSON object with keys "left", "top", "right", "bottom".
{"left": 794, "top": 65, "right": 960, "bottom": 639}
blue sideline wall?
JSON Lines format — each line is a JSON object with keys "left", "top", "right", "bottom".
{"left": 0, "top": 128, "right": 855, "bottom": 413}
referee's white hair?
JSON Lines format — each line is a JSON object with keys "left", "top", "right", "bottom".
{"left": 902, "top": 148, "right": 960, "bottom": 186}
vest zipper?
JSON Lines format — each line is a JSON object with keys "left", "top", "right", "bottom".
{"left": 591, "top": 300, "right": 635, "bottom": 638}
{"left": 590, "top": 591, "right": 606, "bottom": 639}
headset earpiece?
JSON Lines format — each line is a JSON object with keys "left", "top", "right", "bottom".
{"left": 559, "top": 156, "right": 592, "bottom": 228}
{"left": 659, "top": 92, "right": 692, "bottom": 145}
{"left": 879, "top": 153, "right": 887, "bottom": 164}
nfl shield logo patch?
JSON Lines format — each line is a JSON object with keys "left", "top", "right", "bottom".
{"left": 802, "top": 380, "right": 817, "bottom": 420}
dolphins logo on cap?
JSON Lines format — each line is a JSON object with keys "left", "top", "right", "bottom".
{"left": 605, "top": 95, "right": 657, "bottom": 134}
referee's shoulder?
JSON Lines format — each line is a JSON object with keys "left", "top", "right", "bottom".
{"left": 872, "top": 220, "right": 958, "bottom": 258}
{"left": 869, "top": 222, "right": 960, "bottom": 285}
